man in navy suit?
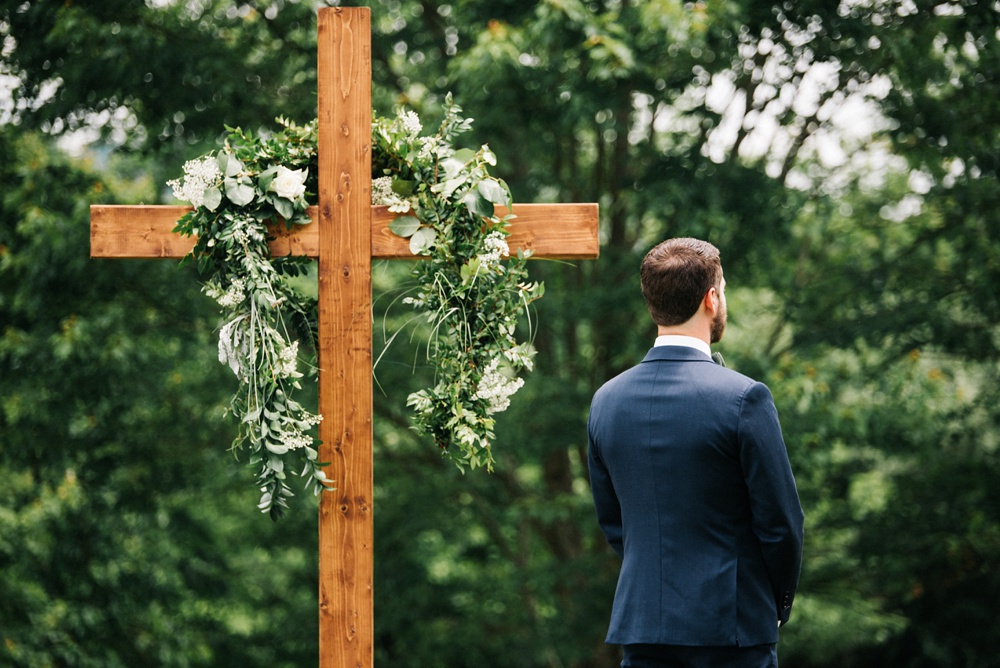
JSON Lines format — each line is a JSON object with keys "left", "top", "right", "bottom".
{"left": 588, "top": 238, "right": 804, "bottom": 667}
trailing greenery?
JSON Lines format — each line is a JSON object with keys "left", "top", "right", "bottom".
{"left": 373, "top": 95, "right": 543, "bottom": 471}
{"left": 169, "top": 118, "right": 326, "bottom": 520}
{"left": 166, "top": 99, "right": 541, "bottom": 517}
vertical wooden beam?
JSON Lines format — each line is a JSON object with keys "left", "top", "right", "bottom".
{"left": 316, "top": 7, "right": 373, "bottom": 668}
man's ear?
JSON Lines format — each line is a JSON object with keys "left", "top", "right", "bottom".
{"left": 703, "top": 287, "right": 719, "bottom": 315}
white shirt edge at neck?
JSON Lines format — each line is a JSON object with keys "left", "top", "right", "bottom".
{"left": 653, "top": 334, "right": 712, "bottom": 358}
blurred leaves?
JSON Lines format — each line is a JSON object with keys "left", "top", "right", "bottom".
{"left": 2, "top": 0, "right": 1000, "bottom": 666}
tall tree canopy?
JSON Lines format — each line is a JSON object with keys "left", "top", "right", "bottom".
{"left": 2, "top": 1, "right": 998, "bottom": 666}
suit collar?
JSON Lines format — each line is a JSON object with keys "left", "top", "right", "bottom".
{"left": 653, "top": 334, "right": 711, "bottom": 357}
{"left": 642, "top": 345, "right": 714, "bottom": 364}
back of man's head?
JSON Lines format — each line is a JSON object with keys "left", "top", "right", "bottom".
{"left": 640, "top": 237, "right": 722, "bottom": 327}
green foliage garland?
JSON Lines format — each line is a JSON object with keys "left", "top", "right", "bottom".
{"left": 168, "top": 98, "right": 541, "bottom": 518}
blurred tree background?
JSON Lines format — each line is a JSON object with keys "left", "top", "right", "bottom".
{"left": 2, "top": 0, "right": 998, "bottom": 666}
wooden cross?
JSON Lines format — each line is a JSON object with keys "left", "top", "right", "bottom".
{"left": 90, "top": 7, "right": 598, "bottom": 667}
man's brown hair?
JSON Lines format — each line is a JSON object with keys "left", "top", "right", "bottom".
{"left": 640, "top": 238, "right": 722, "bottom": 326}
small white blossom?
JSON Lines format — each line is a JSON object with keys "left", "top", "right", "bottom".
{"left": 372, "top": 175, "right": 412, "bottom": 213}
{"left": 478, "top": 231, "right": 509, "bottom": 268}
{"left": 401, "top": 110, "right": 422, "bottom": 137}
{"left": 213, "top": 278, "right": 247, "bottom": 308}
{"left": 372, "top": 176, "right": 394, "bottom": 204}
{"left": 474, "top": 357, "right": 525, "bottom": 414}
{"left": 167, "top": 156, "right": 220, "bottom": 208}
{"left": 276, "top": 341, "right": 301, "bottom": 379}
{"left": 277, "top": 429, "right": 313, "bottom": 450}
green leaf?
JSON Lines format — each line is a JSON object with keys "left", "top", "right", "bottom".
{"left": 461, "top": 257, "right": 482, "bottom": 284}
{"left": 225, "top": 155, "right": 244, "bottom": 177}
{"left": 258, "top": 165, "right": 277, "bottom": 192}
{"left": 265, "top": 441, "right": 289, "bottom": 455}
{"left": 225, "top": 179, "right": 255, "bottom": 206}
{"left": 432, "top": 176, "right": 467, "bottom": 200}
{"left": 479, "top": 178, "right": 510, "bottom": 207}
{"left": 392, "top": 179, "right": 415, "bottom": 197}
{"left": 203, "top": 187, "right": 222, "bottom": 211}
{"left": 452, "top": 148, "right": 476, "bottom": 164}
{"left": 463, "top": 190, "right": 494, "bottom": 218}
{"left": 273, "top": 196, "right": 293, "bottom": 221}
{"left": 389, "top": 215, "right": 421, "bottom": 238}
{"left": 409, "top": 226, "right": 437, "bottom": 255}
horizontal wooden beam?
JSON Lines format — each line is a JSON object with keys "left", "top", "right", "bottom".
{"left": 90, "top": 203, "right": 600, "bottom": 261}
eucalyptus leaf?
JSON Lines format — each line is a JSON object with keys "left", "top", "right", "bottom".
{"left": 389, "top": 215, "right": 421, "bottom": 238}
{"left": 273, "top": 196, "right": 293, "bottom": 221}
{"left": 203, "top": 187, "right": 222, "bottom": 211}
{"left": 225, "top": 155, "right": 244, "bottom": 177}
{"left": 463, "top": 190, "right": 494, "bottom": 218}
{"left": 258, "top": 165, "right": 277, "bottom": 191}
{"left": 409, "top": 226, "right": 437, "bottom": 255}
{"left": 452, "top": 148, "right": 476, "bottom": 164}
{"left": 479, "top": 179, "right": 509, "bottom": 207}
{"left": 265, "top": 441, "right": 290, "bottom": 455}
{"left": 226, "top": 180, "right": 255, "bottom": 206}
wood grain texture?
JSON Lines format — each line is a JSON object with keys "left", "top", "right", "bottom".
{"left": 316, "top": 8, "right": 374, "bottom": 668}
{"left": 90, "top": 203, "right": 600, "bottom": 260}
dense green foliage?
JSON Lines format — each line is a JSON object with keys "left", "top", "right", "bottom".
{"left": 2, "top": 1, "right": 999, "bottom": 666}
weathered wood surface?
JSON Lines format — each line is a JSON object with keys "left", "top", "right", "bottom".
{"left": 90, "top": 203, "right": 600, "bottom": 260}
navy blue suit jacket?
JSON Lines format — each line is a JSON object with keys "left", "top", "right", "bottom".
{"left": 588, "top": 346, "right": 803, "bottom": 647}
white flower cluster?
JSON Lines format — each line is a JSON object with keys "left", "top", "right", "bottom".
{"left": 478, "top": 231, "right": 509, "bottom": 268}
{"left": 167, "top": 156, "right": 220, "bottom": 209}
{"left": 372, "top": 176, "right": 394, "bottom": 204}
{"left": 228, "top": 213, "right": 266, "bottom": 245}
{"left": 371, "top": 175, "right": 412, "bottom": 213}
{"left": 211, "top": 278, "right": 247, "bottom": 308}
{"left": 275, "top": 412, "right": 322, "bottom": 451}
{"left": 401, "top": 110, "right": 422, "bottom": 137}
{"left": 276, "top": 341, "right": 301, "bottom": 379}
{"left": 474, "top": 357, "right": 525, "bottom": 414}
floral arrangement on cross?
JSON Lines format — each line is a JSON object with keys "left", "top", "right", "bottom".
{"left": 167, "top": 96, "right": 543, "bottom": 519}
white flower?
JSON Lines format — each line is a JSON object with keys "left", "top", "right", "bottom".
{"left": 214, "top": 278, "right": 247, "bottom": 308}
{"left": 277, "top": 429, "right": 313, "bottom": 450}
{"left": 168, "top": 156, "right": 220, "bottom": 208}
{"left": 270, "top": 165, "right": 308, "bottom": 201}
{"left": 474, "top": 357, "right": 525, "bottom": 414}
{"left": 276, "top": 341, "right": 301, "bottom": 379}
{"left": 478, "top": 231, "right": 509, "bottom": 268}
{"left": 372, "top": 175, "right": 412, "bottom": 213}
{"left": 372, "top": 176, "right": 394, "bottom": 204}
{"left": 401, "top": 110, "right": 422, "bottom": 137}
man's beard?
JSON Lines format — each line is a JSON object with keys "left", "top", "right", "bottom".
{"left": 710, "top": 303, "right": 727, "bottom": 344}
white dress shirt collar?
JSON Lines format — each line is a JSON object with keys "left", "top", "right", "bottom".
{"left": 653, "top": 334, "right": 712, "bottom": 359}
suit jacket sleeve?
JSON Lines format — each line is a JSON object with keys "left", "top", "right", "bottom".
{"left": 738, "top": 381, "right": 805, "bottom": 626}
{"left": 588, "top": 419, "right": 624, "bottom": 559}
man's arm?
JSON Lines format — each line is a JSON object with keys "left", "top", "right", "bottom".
{"left": 588, "top": 426, "right": 624, "bottom": 559}
{"left": 738, "top": 381, "right": 805, "bottom": 626}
